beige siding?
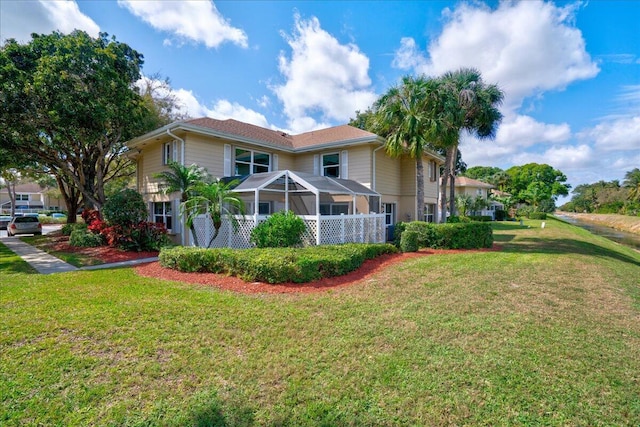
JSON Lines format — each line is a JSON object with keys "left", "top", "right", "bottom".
{"left": 275, "top": 152, "right": 295, "bottom": 171}
{"left": 347, "top": 145, "right": 372, "bottom": 188}
{"left": 140, "top": 140, "right": 165, "bottom": 198}
{"left": 375, "top": 150, "right": 401, "bottom": 195}
{"left": 293, "top": 152, "right": 317, "bottom": 174}
{"left": 184, "top": 134, "right": 225, "bottom": 177}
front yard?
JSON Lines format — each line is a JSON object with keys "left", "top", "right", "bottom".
{"left": 1, "top": 218, "right": 639, "bottom": 425}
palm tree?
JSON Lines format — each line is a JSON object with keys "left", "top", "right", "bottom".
{"left": 624, "top": 168, "right": 640, "bottom": 202}
{"left": 181, "top": 179, "right": 245, "bottom": 248}
{"left": 436, "top": 68, "right": 504, "bottom": 222}
{"left": 153, "top": 161, "right": 209, "bottom": 245}
{"left": 372, "top": 75, "right": 443, "bottom": 221}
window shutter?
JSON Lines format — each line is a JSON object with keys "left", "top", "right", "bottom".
{"left": 273, "top": 153, "right": 278, "bottom": 171}
{"left": 341, "top": 150, "right": 348, "bottom": 179}
{"left": 313, "top": 154, "right": 319, "bottom": 175}
{"left": 148, "top": 202, "right": 154, "bottom": 222}
{"left": 172, "top": 141, "right": 178, "bottom": 163}
{"left": 173, "top": 199, "right": 181, "bottom": 233}
{"left": 223, "top": 144, "right": 231, "bottom": 176}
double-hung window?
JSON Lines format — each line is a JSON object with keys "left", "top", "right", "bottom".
{"left": 153, "top": 202, "right": 173, "bottom": 232}
{"left": 16, "top": 194, "right": 29, "bottom": 201}
{"left": 424, "top": 204, "right": 436, "bottom": 223}
{"left": 322, "top": 153, "right": 340, "bottom": 178}
{"left": 163, "top": 141, "right": 178, "bottom": 165}
{"left": 235, "top": 148, "right": 270, "bottom": 175}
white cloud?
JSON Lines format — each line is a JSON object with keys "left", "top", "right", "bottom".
{"left": 394, "top": 1, "right": 599, "bottom": 111}
{"left": 272, "top": 14, "right": 378, "bottom": 133}
{"left": 118, "top": 0, "right": 247, "bottom": 48}
{"left": 0, "top": 0, "right": 99, "bottom": 44}
{"left": 511, "top": 144, "right": 596, "bottom": 170}
{"left": 581, "top": 116, "right": 640, "bottom": 152}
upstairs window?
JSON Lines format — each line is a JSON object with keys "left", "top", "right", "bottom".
{"left": 322, "top": 153, "right": 340, "bottom": 178}
{"left": 235, "top": 148, "right": 270, "bottom": 176}
{"left": 16, "top": 194, "right": 29, "bottom": 201}
{"left": 163, "top": 141, "right": 177, "bottom": 165}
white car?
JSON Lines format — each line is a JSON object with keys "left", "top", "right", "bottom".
{"left": 7, "top": 216, "right": 42, "bottom": 236}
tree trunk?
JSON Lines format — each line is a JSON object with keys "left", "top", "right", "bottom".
{"left": 439, "top": 156, "right": 450, "bottom": 223}
{"left": 447, "top": 145, "right": 458, "bottom": 218}
{"left": 416, "top": 156, "right": 425, "bottom": 221}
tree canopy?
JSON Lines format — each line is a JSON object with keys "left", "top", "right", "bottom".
{"left": 0, "top": 30, "right": 162, "bottom": 217}
{"left": 560, "top": 170, "right": 639, "bottom": 216}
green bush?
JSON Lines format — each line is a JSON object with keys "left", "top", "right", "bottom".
{"left": 102, "top": 189, "right": 148, "bottom": 227}
{"left": 69, "top": 229, "right": 104, "bottom": 247}
{"left": 400, "top": 230, "right": 419, "bottom": 252}
{"left": 468, "top": 215, "right": 493, "bottom": 222}
{"left": 159, "top": 243, "right": 398, "bottom": 284}
{"left": 494, "top": 209, "right": 507, "bottom": 221}
{"left": 393, "top": 221, "right": 493, "bottom": 250}
{"left": 250, "top": 210, "right": 307, "bottom": 248}
{"left": 61, "top": 223, "right": 87, "bottom": 236}
{"left": 528, "top": 212, "right": 548, "bottom": 220}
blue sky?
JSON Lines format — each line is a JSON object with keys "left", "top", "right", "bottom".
{"left": 2, "top": 1, "right": 639, "bottom": 202}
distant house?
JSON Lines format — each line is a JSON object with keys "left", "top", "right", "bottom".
{"left": 126, "top": 117, "right": 445, "bottom": 247}
{"left": 453, "top": 176, "right": 504, "bottom": 219}
{"left": 0, "top": 183, "right": 64, "bottom": 214}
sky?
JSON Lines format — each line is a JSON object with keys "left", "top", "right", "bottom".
{"left": 1, "top": 0, "right": 639, "bottom": 203}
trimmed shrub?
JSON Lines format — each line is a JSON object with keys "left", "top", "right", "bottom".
{"left": 102, "top": 222, "right": 171, "bottom": 252}
{"left": 468, "top": 215, "right": 493, "bottom": 222}
{"left": 102, "top": 189, "right": 148, "bottom": 227}
{"left": 250, "top": 210, "right": 307, "bottom": 248}
{"left": 400, "top": 230, "right": 419, "bottom": 252}
{"left": 61, "top": 223, "right": 87, "bottom": 236}
{"left": 393, "top": 221, "right": 493, "bottom": 250}
{"left": 494, "top": 209, "right": 507, "bottom": 221}
{"left": 159, "top": 243, "right": 398, "bottom": 284}
{"left": 528, "top": 212, "right": 547, "bottom": 220}
{"left": 69, "top": 229, "right": 104, "bottom": 247}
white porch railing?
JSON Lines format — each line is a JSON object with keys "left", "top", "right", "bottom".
{"left": 190, "top": 213, "right": 386, "bottom": 249}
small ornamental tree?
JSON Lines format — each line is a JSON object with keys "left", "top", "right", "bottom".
{"left": 102, "top": 189, "right": 148, "bottom": 227}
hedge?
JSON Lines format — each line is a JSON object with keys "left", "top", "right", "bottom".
{"left": 159, "top": 243, "right": 398, "bottom": 284}
{"left": 394, "top": 221, "right": 493, "bottom": 252}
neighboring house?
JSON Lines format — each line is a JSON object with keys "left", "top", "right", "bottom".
{"left": 454, "top": 176, "right": 504, "bottom": 219}
{"left": 0, "top": 183, "right": 65, "bottom": 215}
{"left": 126, "top": 117, "right": 444, "bottom": 247}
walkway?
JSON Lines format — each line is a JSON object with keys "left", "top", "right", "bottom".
{"left": 2, "top": 237, "right": 157, "bottom": 274}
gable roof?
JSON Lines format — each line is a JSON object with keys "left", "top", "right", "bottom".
{"left": 454, "top": 177, "right": 494, "bottom": 189}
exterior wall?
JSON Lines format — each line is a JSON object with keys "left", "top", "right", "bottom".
{"left": 347, "top": 145, "right": 372, "bottom": 187}
{"left": 184, "top": 134, "right": 225, "bottom": 177}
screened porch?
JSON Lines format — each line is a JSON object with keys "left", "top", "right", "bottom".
{"left": 191, "top": 170, "right": 385, "bottom": 248}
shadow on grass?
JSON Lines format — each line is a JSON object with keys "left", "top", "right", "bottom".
{"left": 491, "top": 222, "right": 528, "bottom": 231}
{"left": 0, "top": 243, "right": 38, "bottom": 275}
{"left": 502, "top": 236, "right": 640, "bottom": 267}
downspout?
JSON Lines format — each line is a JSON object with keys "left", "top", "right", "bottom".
{"left": 166, "top": 128, "right": 187, "bottom": 245}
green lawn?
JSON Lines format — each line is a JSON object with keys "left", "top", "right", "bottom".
{"left": 1, "top": 217, "right": 639, "bottom": 426}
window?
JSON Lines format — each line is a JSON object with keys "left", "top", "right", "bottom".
{"left": 322, "top": 153, "right": 340, "bottom": 178}
{"left": 16, "top": 194, "right": 29, "bottom": 201}
{"left": 319, "top": 203, "right": 349, "bottom": 215}
{"left": 245, "top": 201, "right": 271, "bottom": 215}
{"left": 163, "top": 141, "right": 177, "bottom": 165}
{"left": 235, "top": 148, "right": 270, "bottom": 175}
{"left": 153, "top": 202, "right": 173, "bottom": 232}
{"left": 424, "top": 204, "right": 436, "bottom": 223}
{"left": 429, "top": 160, "right": 437, "bottom": 182}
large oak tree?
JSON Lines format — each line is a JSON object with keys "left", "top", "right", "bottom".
{"left": 0, "top": 30, "right": 154, "bottom": 219}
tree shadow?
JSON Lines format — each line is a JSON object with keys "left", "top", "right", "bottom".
{"left": 502, "top": 236, "right": 640, "bottom": 267}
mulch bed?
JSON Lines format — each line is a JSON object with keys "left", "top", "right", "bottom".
{"left": 44, "top": 233, "right": 158, "bottom": 264}
{"left": 135, "top": 245, "right": 501, "bottom": 294}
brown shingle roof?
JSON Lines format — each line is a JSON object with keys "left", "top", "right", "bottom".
{"left": 455, "top": 177, "right": 494, "bottom": 188}
{"left": 186, "top": 117, "right": 295, "bottom": 148}
{"left": 184, "top": 118, "right": 378, "bottom": 149}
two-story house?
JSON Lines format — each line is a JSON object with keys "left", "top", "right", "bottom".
{"left": 454, "top": 176, "right": 504, "bottom": 219}
{"left": 126, "top": 117, "right": 444, "bottom": 247}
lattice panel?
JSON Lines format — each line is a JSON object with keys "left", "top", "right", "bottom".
{"left": 191, "top": 214, "right": 384, "bottom": 248}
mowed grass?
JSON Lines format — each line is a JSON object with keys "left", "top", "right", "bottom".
{"left": 1, "top": 217, "right": 639, "bottom": 426}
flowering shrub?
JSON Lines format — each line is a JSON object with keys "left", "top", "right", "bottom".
{"left": 101, "top": 222, "right": 170, "bottom": 252}
{"left": 81, "top": 209, "right": 102, "bottom": 225}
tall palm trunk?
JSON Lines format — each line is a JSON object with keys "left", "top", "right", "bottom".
{"left": 447, "top": 144, "right": 458, "bottom": 217}
{"left": 416, "top": 157, "right": 425, "bottom": 221}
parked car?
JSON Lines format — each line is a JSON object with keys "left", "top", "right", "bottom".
{"left": 0, "top": 215, "right": 11, "bottom": 230}
{"left": 7, "top": 216, "right": 42, "bottom": 236}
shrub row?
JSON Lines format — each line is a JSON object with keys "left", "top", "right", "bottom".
{"left": 159, "top": 243, "right": 398, "bottom": 284}
{"left": 394, "top": 221, "right": 493, "bottom": 252}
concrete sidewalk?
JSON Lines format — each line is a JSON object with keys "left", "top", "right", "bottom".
{"left": 2, "top": 237, "right": 78, "bottom": 274}
{"left": 2, "top": 237, "right": 158, "bottom": 274}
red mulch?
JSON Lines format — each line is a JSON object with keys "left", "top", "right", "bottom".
{"left": 46, "top": 234, "right": 158, "bottom": 263}
{"left": 134, "top": 245, "right": 500, "bottom": 295}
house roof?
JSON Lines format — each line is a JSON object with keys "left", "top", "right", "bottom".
{"left": 0, "top": 183, "right": 47, "bottom": 194}
{"left": 454, "top": 177, "right": 495, "bottom": 189}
